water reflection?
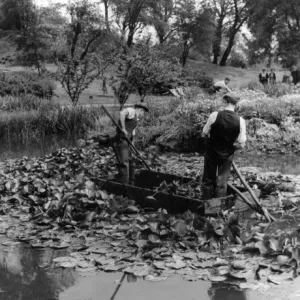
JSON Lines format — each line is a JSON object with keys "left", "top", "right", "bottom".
{"left": 0, "top": 241, "right": 76, "bottom": 300}
{"left": 208, "top": 284, "right": 247, "bottom": 300}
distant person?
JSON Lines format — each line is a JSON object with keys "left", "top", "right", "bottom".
{"left": 291, "top": 66, "right": 300, "bottom": 85}
{"left": 209, "top": 78, "right": 232, "bottom": 95}
{"left": 259, "top": 69, "right": 268, "bottom": 85}
{"left": 268, "top": 69, "right": 276, "bottom": 84}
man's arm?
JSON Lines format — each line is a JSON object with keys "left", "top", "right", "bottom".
{"left": 234, "top": 117, "right": 247, "bottom": 149}
{"left": 120, "top": 109, "right": 129, "bottom": 135}
{"left": 202, "top": 112, "right": 218, "bottom": 138}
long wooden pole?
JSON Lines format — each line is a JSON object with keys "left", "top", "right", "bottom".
{"left": 101, "top": 105, "right": 151, "bottom": 171}
{"left": 232, "top": 161, "right": 276, "bottom": 222}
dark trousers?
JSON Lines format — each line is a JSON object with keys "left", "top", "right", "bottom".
{"left": 112, "top": 137, "right": 135, "bottom": 184}
{"left": 202, "top": 151, "right": 233, "bottom": 200}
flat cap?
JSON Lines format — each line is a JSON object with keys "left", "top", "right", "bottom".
{"left": 223, "top": 93, "right": 240, "bottom": 105}
{"left": 134, "top": 103, "right": 149, "bottom": 112}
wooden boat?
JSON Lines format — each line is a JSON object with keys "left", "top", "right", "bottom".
{"left": 93, "top": 170, "right": 258, "bottom": 216}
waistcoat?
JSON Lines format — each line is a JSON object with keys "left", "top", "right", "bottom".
{"left": 209, "top": 110, "right": 240, "bottom": 158}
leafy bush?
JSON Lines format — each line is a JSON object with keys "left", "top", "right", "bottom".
{"left": 0, "top": 95, "right": 54, "bottom": 111}
{"left": 228, "top": 53, "right": 247, "bottom": 69}
{"left": 181, "top": 69, "right": 213, "bottom": 89}
{"left": 0, "top": 71, "right": 56, "bottom": 99}
{"left": 247, "top": 81, "right": 293, "bottom": 98}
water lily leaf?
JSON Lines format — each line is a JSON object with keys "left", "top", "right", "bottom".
{"left": 217, "top": 266, "right": 230, "bottom": 276}
{"left": 276, "top": 255, "right": 290, "bottom": 265}
{"left": 146, "top": 196, "right": 156, "bottom": 202}
{"left": 166, "top": 260, "right": 186, "bottom": 270}
{"left": 148, "top": 234, "right": 161, "bottom": 244}
{"left": 149, "top": 222, "right": 158, "bottom": 233}
{"left": 99, "top": 190, "right": 109, "bottom": 201}
{"left": 213, "top": 258, "right": 229, "bottom": 267}
{"left": 145, "top": 275, "right": 167, "bottom": 282}
{"left": 209, "top": 275, "right": 227, "bottom": 282}
{"left": 171, "top": 220, "right": 188, "bottom": 237}
{"left": 125, "top": 206, "right": 140, "bottom": 213}
{"left": 135, "top": 239, "right": 148, "bottom": 248}
{"left": 255, "top": 241, "right": 268, "bottom": 255}
{"left": 198, "top": 261, "right": 214, "bottom": 268}
{"left": 270, "top": 264, "right": 282, "bottom": 273}
{"left": 133, "top": 265, "right": 150, "bottom": 277}
{"left": 153, "top": 261, "right": 166, "bottom": 270}
{"left": 232, "top": 261, "right": 246, "bottom": 270}
{"left": 60, "top": 261, "right": 77, "bottom": 268}
{"left": 268, "top": 272, "right": 294, "bottom": 285}
{"left": 85, "top": 181, "right": 95, "bottom": 190}
{"left": 95, "top": 257, "right": 115, "bottom": 266}
{"left": 229, "top": 271, "right": 251, "bottom": 280}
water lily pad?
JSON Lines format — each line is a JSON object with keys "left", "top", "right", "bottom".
{"left": 209, "top": 275, "right": 227, "bottom": 282}
{"left": 145, "top": 275, "right": 167, "bottom": 282}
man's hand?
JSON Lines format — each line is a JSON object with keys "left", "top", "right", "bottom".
{"left": 122, "top": 128, "right": 128, "bottom": 136}
{"left": 234, "top": 142, "right": 244, "bottom": 150}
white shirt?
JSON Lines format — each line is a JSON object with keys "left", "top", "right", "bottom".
{"left": 214, "top": 80, "right": 231, "bottom": 91}
{"left": 202, "top": 109, "right": 247, "bottom": 146}
{"left": 122, "top": 107, "right": 137, "bottom": 135}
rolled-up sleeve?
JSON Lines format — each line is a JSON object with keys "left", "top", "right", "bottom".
{"left": 203, "top": 112, "right": 218, "bottom": 136}
{"left": 236, "top": 117, "right": 247, "bottom": 145}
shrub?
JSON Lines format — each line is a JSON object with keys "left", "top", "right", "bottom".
{"left": 247, "top": 81, "right": 293, "bottom": 97}
{"left": 181, "top": 69, "right": 213, "bottom": 89}
{"left": 0, "top": 71, "right": 56, "bottom": 99}
{"left": 228, "top": 53, "right": 247, "bottom": 69}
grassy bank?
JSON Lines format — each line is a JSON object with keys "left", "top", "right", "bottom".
{"left": 0, "top": 95, "right": 108, "bottom": 143}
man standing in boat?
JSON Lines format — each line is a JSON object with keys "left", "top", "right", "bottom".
{"left": 201, "top": 93, "right": 247, "bottom": 200}
{"left": 112, "top": 104, "right": 149, "bottom": 184}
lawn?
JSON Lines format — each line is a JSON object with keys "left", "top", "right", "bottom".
{"left": 0, "top": 60, "right": 289, "bottom": 106}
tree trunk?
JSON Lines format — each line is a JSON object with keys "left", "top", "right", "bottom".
{"left": 219, "top": 31, "right": 236, "bottom": 66}
{"left": 180, "top": 41, "right": 190, "bottom": 67}
{"left": 212, "top": 15, "right": 224, "bottom": 65}
{"left": 127, "top": 28, "right": 134, "bottom": 48}
{"left": 103, "top": 0, "right": 110, "bottom": 31}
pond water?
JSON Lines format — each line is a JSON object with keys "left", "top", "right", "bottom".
{"left": 0, "top": 135, "right": 80, "bottom": 161}
{"left": 0, "top": 237, "right": 279, "bottom": 300}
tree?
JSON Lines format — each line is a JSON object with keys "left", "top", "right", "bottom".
{"left": 174, "top": 0, "right": 214, "bottom": 67}
{"left": 111, "top": 0, "right": 155, "bottom": 48}
{"left": 101, "top": 0, "right": 111, "bottom": 31}
{"left": 16, "top": 4, "right": 66, "bottom": 74}
{"left": 248, "top": 0, "right": 300, "bottom": 68}
{"left": 0, "top": 0, "right": 36, "bottom": 30}
{"left": 110, "top": 41, "right": 181, "bottom": 106}
{"left": 211, "top": 0, "right": 231, "bottom": 64}
{"left": 150, "top": 0, "right": 176, "bottom": 44}
{"left": 55, "top": 0, "right": 112, "bottom": 106}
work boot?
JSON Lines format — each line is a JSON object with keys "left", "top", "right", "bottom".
{"left": 202, "top": 186, "right": 213, "bottom": 201}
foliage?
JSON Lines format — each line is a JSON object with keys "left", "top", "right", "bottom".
{"left": 0, "top": 0, "right": 35, "bottom": 31}
{"left": 181, "top": 69, "right": 214, "bottom": 89}
{"left": 16, "top": 4, "right": 66, "bottom": 73}
{"left": 55, "top": 0, "right": 112, "bottom": 106}
{"left": 0, "top": 71, "right": 56, "bottom": 99}
{"left": 247, "top": 82, "right": 293, "bottom": 98}
{"left": 228, "top": 52, "right": 247, "bottom": 69}
{"left": 247, "top": 0, "right": 300, "bottom": 68}
{"left": 110, "top": 41, "right": 182, "bottom": 104}
{"left": 111, "top": 0, "right": 156, "bottom": 47}
{"left": 0, "top": 97, "right": 103, "bottom": 142}
{"left": 209, "top": 0, "right": 253, "bottom": 66}
{"left": 173, "top": 0, "right": 214, "bottom": 67}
